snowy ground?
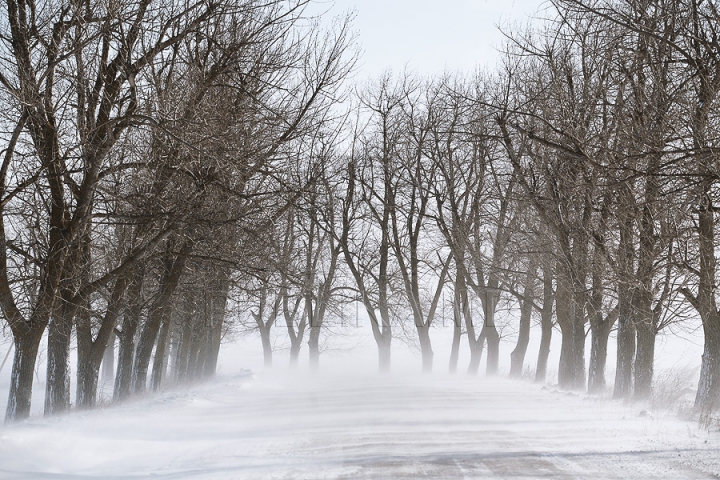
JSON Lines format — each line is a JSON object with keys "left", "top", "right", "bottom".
{"left": 0, "top": 368, "right": 719, "bottom": 479}
{"left": 0, "top": 314, "right": 712, "bottom": 479}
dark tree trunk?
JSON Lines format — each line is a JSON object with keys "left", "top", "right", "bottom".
{"left": 614, "top": 294, "right": 636, "bottom": 399}
{"left": 175, "top": 298, "right": 195, "bottom": 383}
{"left": 467, "top": 330, "right": 486, "bottom": 376}
{"left": 535, "top": 266, "right": 554, "bottom": 383}
{"left": 304, "top": 293, "right": 326, "bottom": 370}
{"left": 308, "top": 324, "right": 321, "bottom": 370}
{"left": 289, "top": 337, "right": 302, "bottom": 365}
{"left": 570, "top": 303, "right": 587, "bottom": 390}
{"left": 480, "top": 288, "right": 500, "bottom": 376}
{"left": 535, "top": 314, "right": 553, "bottom": 383}
{"left": 75, "top": 305, "right": 96, "bottom": 409}
{"left": 510, "top": 266, "right": 536, "bottom": 378}
{"left": 303, "top": 229, "right": 340, "bottom": 372}
{"left": 287, "top": 294, "right": 306, "bottom": 367}
{"left": 555, "top": 259, "right": 586, "bottom": 391}
{"left": 509, "top": 318, "right": 531, "bottom": 377}
{"left": 133, "top": 244, "right": 189, "bottom": 394}
{"left": 634, "top": 320, "right": 656, "bottom": 400}
{"left": 151, "top": 314, "right": 173, "bottom": 391}
{"left": 134, "top": 304, "right": 167, "bottom": 393}
{"left": 556, "top": 264, "right": 574, "bottom": 388}
{"left": 557, "top": 297, "right": 586, "bottom": 389}
{"left": 449, "top": 321, "right": 461, "bottom": 374}
{"left": 175, "top": 321, "right": 191, "bottom": 379}
{"left": 588, "top": 319, "right": 612, "bottom": 394}
{"left": 114, "top": 265, "right": 145, "bottom": 402}
{"left": 76, "top": 274, "right": 128, "bottom": 409}
{"left": 418, "top": 324, "right": 433, "bottom": 373}
{"left": 558, "top": 325, "right": 574, "bottom": 388}
{"left": 587, "top": 200, "right": 614, "bottom": 394}
{"left": 690, "top": 183, "right": 720, "bottom": 416}
{"left": 203, "top": 278, "right": 229, "bottom": 378}
{"left": 192, "top": 327, "right": 210, "bottom": 380}
{"left": 460, "top": 276, "right": 484, "bottom": 376}
{"left": 203, "top": 324, "right": 222, "bottom": 379}
{"left": 5, "top": 328, "right": 44, "bottom": 421}
{"left": 44, "top": 303, "right": 74, "bottom": 415}
{"left": 186, "top": 325, "right": 203, "bottom": 381}
{"left": 372, "top": 308, "right": 393, "bottom": 373}
{"left": 484, "top": 325, "right": 499, "bottom": 375}
{"left": 259, "top": 325, "right": 273, "bottom": 368}
{"left": 614, "top": 207, "right": 636, "bottom": 398}
{"left": 253, "top": 285, "right": 279, "bottom": 370}
{"left": 695, "top": 320, "right": 720, "bottom": 417}
{"left": 449, "top": 286, "right": 463, "bottom": 374}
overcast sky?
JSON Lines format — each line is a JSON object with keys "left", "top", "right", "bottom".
{"left": 311, "top": 0, "right": 550, "bottom": 79}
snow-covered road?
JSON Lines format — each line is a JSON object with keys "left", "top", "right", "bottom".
{"left": 0, "top": 371, "right": 718, "bottom": 479}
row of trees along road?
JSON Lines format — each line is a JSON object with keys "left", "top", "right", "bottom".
{"left": 2, "top": 0, "right": 720, "bottom": 422}
{"left": 0, "top": 0, "right": 354, "bottom": 422}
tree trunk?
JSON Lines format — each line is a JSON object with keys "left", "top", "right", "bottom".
{"left": 614, "top": 207, "right": 636, "bottom": 399}
{"left": 535, "top": 267, "right": 554, "bottom": 383}
{"left": 76, "top": 359, "right": 100, "bottom": 410}
{"left": 114, "top": 265, "right": 145, "bottom": 402}
{"left": 449, "top": 287, "right": 463, "bottom": 374}
{"left": 449, "top": 322, "right": 461, "bottom": 374}
{"left": 695, "top": 320, "right": 720, "bottom": 417}
{"left": 134, "top": 304, "right": 167, "bottom": 393}
{"left": 555, "top": 260, "right": 586, "bottom": 390}
{"left": 373, "top": 306, "right": 393, "bottom": 373}
{"left": 287, "top": 296, "right": 306, "bottom": 368}
{"left": 418, "top": 324, "right": 433, "bottom": 373}
{"left": 44, "top": 304, "right": 74, "bottom": 415}
{"left": 151, "top": 314, "right": 173, "bottom": 391}
{"left": 691, "top": 183, "right": 720, "bottom": 416}
{"left": 308, "top": 324, "right": 320, "bottom": 370}
{"left": 467, "top": 330, "right": 486, "bottom": 376}
{"left": 570, "top": 302, "right": 587, "bottom": 390}
{"left": 76, "top": 274, "right": 128, "bottom": 409}
{"left": 588, "top": 320, "right": 612, "bottom": 394}
{"left": 558, "top": 325, "right": 574, "bottom": 388}
{"left": 460, "top": 278, "right": 484, "bottom": 376}
{"left": 557, "top": 301, "right": 586, "bottom": 390}
{"left": 634, "top": 321, "right": 656, "bottom": 400}
{"left": 480, "top": 288, "right": 500, "bottom": 376}
{"left": 5, "top": 328, "right": 44, "bottom": 421}
{"left": 378, "top": 337, "right": 391, "bottom": 373}
{"left": 75, "top": 304, "right": 97, "bottom": 409}
{"left": 484, "top": 325, "right": 499, "bottom": 375}
{"left": 510, "top": 266, "right": 536, "bottom": 378}
{"left": 535, "top": 314, "right": 553, "bottom": 383}
{"left": 192, "top": 326, "right": 210, "bottom": 380}
{"left": 176, "top": 299, "right": 195, "bottom": 383}
{"left": 259, "top": 325, "right": 273, "bottom": 368}
{"left": 133, "top": 244, "right": 189, "bottom": 394}
{"left": 614, "top": 294, "right": 636, "bottom": 399}
{"left": 101, "top": 332, "right": 116, "bottom": 386}
{"left": 556, "top": 263, "right": 574, "bottom": 388}
{"left": 176, "top": 317, "right": 194, "bottom": 380}
{"left": 289, "top": 340, "right": 301, "bottom": 366}
{"left": 203, "top": 278, "right": 229, "bottom": 378}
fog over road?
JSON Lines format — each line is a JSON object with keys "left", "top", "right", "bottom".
{"left": 0, "top": 371, "right": 717, "bottom": 479}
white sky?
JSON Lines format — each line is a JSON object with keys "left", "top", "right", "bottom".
{"left": 311, "top": 0, "right": 551, "bottom": 79}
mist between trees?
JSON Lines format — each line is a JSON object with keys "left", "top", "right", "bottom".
{"left": 0, "top": 0, "right": 719, "bottom": 425}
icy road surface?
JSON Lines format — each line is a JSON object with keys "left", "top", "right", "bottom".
{"left": 0, "top": 372, "right": 718, "bottom": 479}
